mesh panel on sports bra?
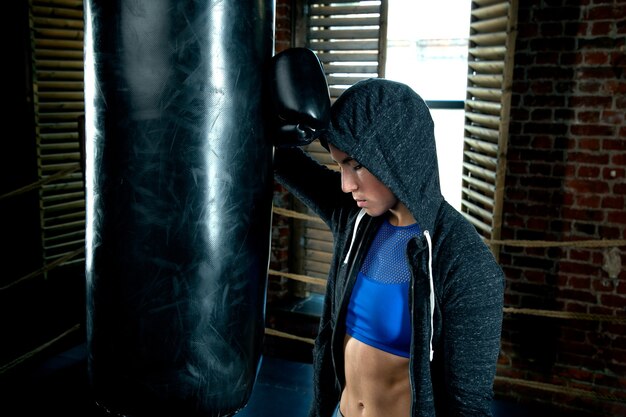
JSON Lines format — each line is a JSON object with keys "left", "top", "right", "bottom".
{"left": 360, "top": 220, "right": 421, "bottom": 284}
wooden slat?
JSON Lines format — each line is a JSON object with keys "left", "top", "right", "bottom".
{"left": 34, "top": 38, "right": 83, "bottom": 50}
{"left": 43, "top": 213, "right": 85, "bottom": 228}
{"left": 464, "top": 124, "right": 500, "bottom": 142}
{"left": 464, "top": 150, "right": 498, "bottom": 169}
{"left": 33, "top": 16, "right": 84, "bottom": 29}
{"left": 44, "top": 223, "right": 85, "bottom": 238}
{"left": 39, "top": 131, "right": 80, "bottom": 141}
{"left": 306, "top": 249, "right": 333, "bottom": 264}
{"left": 35, "top": 59, "right": 83, "bottom": 70}
{"left": 37, "top": 70, "right": 84, "bottom": 80}
{"left": 35, "top": 49, "right": 83, "bottom": 60}
{"left": 462, "top": 174, "right": 496, "bottom": 195}
{"left": 38, "top": 111, "right": 84, "bottom": 120}
{"left": 468, "top": 74, "right": 503, "bottom": 88}
{"left": 468, "top": 60, "right": 505, "bottom": 74}
{"left": 464, "top": 137, "right": 499, "bottom": 154}
{"left": 471, "top": 16, "right": 508, "bottom": 33}
{"left": 472, "top": 2, "right": 509, "bottom": 20}
{"left": 462, "top": 187, "right": 494, "bottom": 207}
{"left": 33, "top": 0, "right": 83, "bottom": 8}
{"left": 469, "top": 32, "right": 507, "bottom": 46}
{"left": 317, "top": 52, "right": 379, "bottom": 62}
{"left": 472, "top": 0, "right": 506, "bottom": 7}
{"left": 468, "top": 45, "right": 506, "bottom": 59}
{"left": 32, "top": 5, "right": 83, "bottom": 19}
{"left": 37, "top": 80, "right": 84, "bottom": 90}
{"left": 38, "top": 102, "right": 84, "bottom": 111}
{"left": 327, "top": 75, "right": 373, "bottom": 86}
{"left": 309, "top": 5, "right": 381, "bottom": 16}
{"left": 462, "top": 199, "right": 494, "bottom": 223}
{"left": 309, "top": 29, "right": 380, "bottom": 40}
{"left": 463, "top": 162, "right": 497, "bottom": 181}
{"left": 465, "top": 99, "right": 501, "bottom": 114}
{"left": 309, "top": 40, "right": 380, "bottom": 50}
{"left": 320, "top": 63, "right": 379, "bottom": 73}
{"left": 305, "top": 238, "right": 334, "bottom": 253}
{"left": 467, "top": 86, "right": 502, "bottom": 101}
{"left": 305, "top": 228, "right": 333, "bottom": 242}
{"left": 465, "top": 112, "right": 501, "bottom": 129}
{"left": 309, "top": 16, "right": 381, "bottom": 27}
{"left": 305, "top": 259, "right": 331, "bottom": 275}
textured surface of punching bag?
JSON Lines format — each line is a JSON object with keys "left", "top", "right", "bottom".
{"left": 83, "top": 1, "right": 274, "bottom": 416}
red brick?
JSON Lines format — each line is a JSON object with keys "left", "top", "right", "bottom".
{"left": 571, "top": 124, "right": 616, "bottom": 137}
{"left": 577, "top": 165, "right": 600, "bottom": 178}
{"left": 568, "top": 275, "right": 591, "bottom": 289}
{"left": 592, "top": 277, "right": 618, "bottom": 293}
{"left": 604, "top": 80, "right": 626, "bottom": 94}
{"left": 607, "top": 210, "right": 626, "bottom": 224}
{"left": 565, "top": 179, "right": 610, "bottom": 194}
{"left": 591, "top": 21, "right": 612, "bottom": 36}
{"left": 576, "top": 110, "right": 600, "bottom": 122}
{"left": 600, "top": 294, "right": 626, "bottom": 308}
{"left": 612, "top": 153, "right": 626, "bottom": 165}
{"left": 602, "top": 195, "right": 625, "bottom": 209}
{"left": 583, "top": 51, "right": 609, "bottom": 65}
{"left": 567, "top": 152, "right": 610, "bottom": 164}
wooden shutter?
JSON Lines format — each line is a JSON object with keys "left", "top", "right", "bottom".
{"left": 461, "top": 0, "right": 518, "bottom": 260}
{"left": 305, "top": 0, "right": 388, "bottom": 100}
{"left": 30, "top": 0, "right": 85, "bottom": 275}
{"left": 292, "top": 0, "right": 388, "bottom": 284}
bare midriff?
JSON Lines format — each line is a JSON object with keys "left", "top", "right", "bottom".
{"left": 339, "top": 334, "right": 411, "bottom": 417}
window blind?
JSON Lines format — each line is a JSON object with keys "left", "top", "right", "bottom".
{"left": 30, "top": 0, "right": 86, "bottom": 275}
{"left": 461, "top": 0, "right": 518, "bottom": 259}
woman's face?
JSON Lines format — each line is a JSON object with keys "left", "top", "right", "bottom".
{"left": 329, "top": 144, "right": 398, "bottom": 218}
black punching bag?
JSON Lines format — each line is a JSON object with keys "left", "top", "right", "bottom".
{"left": 83, "top": 1, "right": 274, "bottom": 416}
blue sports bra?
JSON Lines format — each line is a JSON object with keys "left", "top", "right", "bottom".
{"left": 345, "top": 219, "right": 421, "bottom": 358}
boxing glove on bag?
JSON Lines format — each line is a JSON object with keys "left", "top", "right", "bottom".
{"left": 269, "top": 48, "right": 331, "bottom": 147}
{"left": 83, "top": 1, "right": 273, "bottom": 416}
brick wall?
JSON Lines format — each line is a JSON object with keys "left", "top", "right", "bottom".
{"left": 497, "top": 1, "right": 626, "bottom": 416}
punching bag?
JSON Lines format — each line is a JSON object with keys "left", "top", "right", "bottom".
{"left": 83, "top": 1, "right": 274, "bottom": 416}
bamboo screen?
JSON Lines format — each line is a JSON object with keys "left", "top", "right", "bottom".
{"left": 30, "top": 0, "right": 86, "bottom": 276}
{"left": 295, "top": 0, "right": 389, "bottom": 284}
{"left": 461, "top": 0, "right": 518, "bottom": 259}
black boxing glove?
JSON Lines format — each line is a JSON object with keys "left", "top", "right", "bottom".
{"left": 268, "top": 47, "right": 331, "bottom": 147}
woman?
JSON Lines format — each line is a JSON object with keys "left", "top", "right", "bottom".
{"left": 273, "top": 78, "right": 505, "bottom": 417}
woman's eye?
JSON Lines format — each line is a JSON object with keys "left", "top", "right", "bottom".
{"left": 353, "top": 163, "right": 363, "bottom": 171}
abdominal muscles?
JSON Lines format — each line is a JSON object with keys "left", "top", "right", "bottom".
{"left": 340, "top": 335, "right": 411, "bottom": 417}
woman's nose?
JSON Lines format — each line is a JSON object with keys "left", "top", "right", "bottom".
{"left": 341, "top": 171, "right": 358, "bottom": 193}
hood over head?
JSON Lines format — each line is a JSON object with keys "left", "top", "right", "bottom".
{"left": 323, "top": 78, "right": 443, "bottom": 232}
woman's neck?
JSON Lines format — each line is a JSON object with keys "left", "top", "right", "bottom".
{"left": 387, "top": 201, "right": 416, "bottom": 227}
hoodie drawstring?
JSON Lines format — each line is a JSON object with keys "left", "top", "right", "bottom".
{"left": 424, "top": 230, "right": 435, "bottom": 362}
{"left": 343, "top": 208, "right": 367, "bottom": 264}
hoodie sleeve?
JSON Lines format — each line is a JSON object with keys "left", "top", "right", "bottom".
{"left": 273, "top": 146, "right": 353, "bottom": 226}
{"left": 436, "top": 219, "right": 505, "bottom": 416}
{"left": 308, "top": 289, "right": 342, "bottom": 417}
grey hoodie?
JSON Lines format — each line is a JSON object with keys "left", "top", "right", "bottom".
{"left": 274, "top": 78, "right": 504, "bottom": 417}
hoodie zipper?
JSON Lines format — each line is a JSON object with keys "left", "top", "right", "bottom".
{"left": 424, "top": 230, "right": 435, "bottom": 362}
